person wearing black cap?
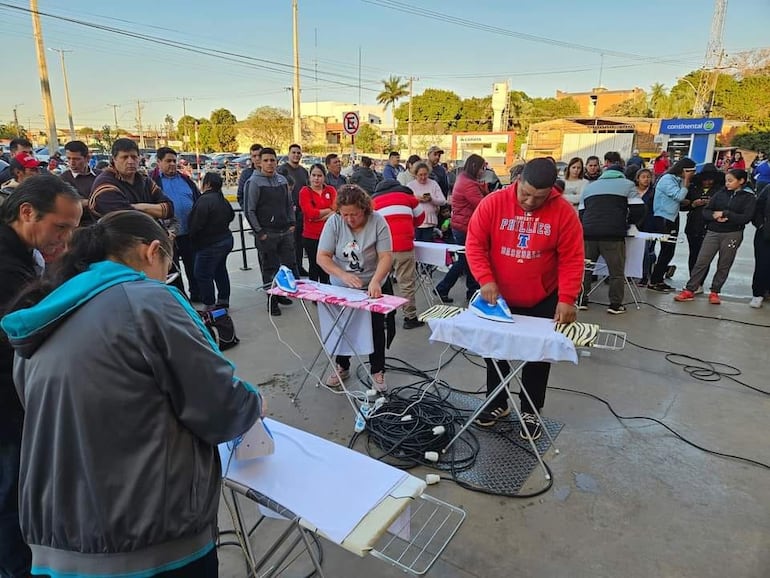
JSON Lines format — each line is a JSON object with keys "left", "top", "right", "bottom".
{"left": 578, "top": 156, "right": 645, "bottom": 314}
{"left": 647, "top": 157, "right": 697, "bottom": 292}
{"left": 681, "top": 163, "right": 724, "bottom": 288}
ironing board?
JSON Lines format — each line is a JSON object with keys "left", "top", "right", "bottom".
{"left": 267, "top": 280, "right": 407, "bottom": 410}
{"left": 221, "top": 418, "right": 465, "bottom": 576}
{"left": 428, "top": 310, "right": 578, "bottom": 480}
{"left": 413, "top": 241, "right": 465, "bottom": 305}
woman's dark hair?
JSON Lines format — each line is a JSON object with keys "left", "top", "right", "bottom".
{"left": 667, "top": 157, "right": 696, "bottom": 176}
{"left": 7, "top": 211, "right": 173, "bottom": 313}
{"left": 202, "top": 171, "right": 223, "bottom": 192}
{"left": 726, "top": 168, "right": 748, "bottom": 183}
{"left": 463, "top": 154, "right": 485, "bottom": 178}
{"left": 405, "top": 154, "right": 421, "bottom": 169}
{"left": 309, "top": 163, "right": 326, "bottom": 177}
{"left": 566, "top": 157, "right": 584, "bottom": 180}
{"left": 2, "top": 174, "right": 80, "bottom": 224}
{"left": 336, "top": 184, "right": 372, "bottom": 216}
{"left": 733, "top": 151, "right": 742, "bottom": 159}
{"left": 634, "top": 168, "right": 652, "bottom": 185}
{"left": 413, "top": 161, "right": 430, "bottom": 175}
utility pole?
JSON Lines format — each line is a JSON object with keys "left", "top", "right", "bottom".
{"left": 50, "top": 48, "right": 75, "bottom": 140}
{"left": 694, "top": 0, "right": 727, "bottom": 117}
{"left": 407, "top": 77, "right": 416, "bottom": 156}
{"left": 136, "top": 100, "right": 145, "bottom": 149}
{"left": 107, "top": 104, "right": 120, "bottom": 131}
{"left": 177, "top": 96, "right": 190, "bottom": 146}
{"left": 292, "top": 0, "right": 302, "bottom": 144}
{"left": 30, "top": 0, "right": 59, "bottom": 150}
{"left": 12, "top": 104, "right": 22, "bottom": 135}
{"left": 358, "top": 46, "right": 362, "bottom": 105}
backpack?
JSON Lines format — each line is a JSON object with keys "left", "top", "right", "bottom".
{"left": 201, "top": 308, "right": 240, "bottom": 350}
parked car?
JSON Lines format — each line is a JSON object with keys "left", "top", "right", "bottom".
{"left": 177, "top": 153, "right": 211, "bottom": 169}
{"left": 34, "top": 146, "right": 65, "bottom": 163}
{"left": 229, "top": 155, "right": 251, "bottom": 169}
{"left": 206, "top": 153, "right": 238, "bottom": 170}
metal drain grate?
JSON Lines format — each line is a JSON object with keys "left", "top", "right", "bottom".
{"left": 438, "top": 387, "right": 563, "bottom": 495}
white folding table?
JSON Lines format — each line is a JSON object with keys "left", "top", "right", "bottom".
{"left": 413, "top": 241, "right": 465, "bottom": 305}
{"left": 221, "top": 418, "right": 465, "bottom": 576}
{"left": 427, "top": 310, "right": 578, "bottom": 480}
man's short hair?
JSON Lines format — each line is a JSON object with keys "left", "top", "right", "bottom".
{"left": 9, "top": 137, "right": 33, "bottom": 153}
{"left": 604, "top": 151, "right": 623, "bottom": 166}
{"left": 361, "top": 156, "right": 373, "bottom": 168}
{"left": 325, "top": 153, "right": 338, "bottom": 166}
{"left": 64, "top": 140, "right": 89, "bottom": 156}
{"left": 260, "top": 148, "right": 277, "bottom": 158}
{"left": 111, "top": 138, "right": 139, "bottom": 157}
{"left": 586, "top": 155, "right": 600, "bottom": 164}
{"left": 388, "top": 151, "right": 400, "bottom": 158}
{"left": 156, "top": 146, "right": 177, "bottom": 161}
{"left": 522, "top": 158, "right": 558, "bottom": 189}
{"left": 2, "top": 174, "right": 80, "bottom": 224}
{"left": 249, "top": 143, "right": 263, "bottom": 153}
{"left": 288, "top": 143, "right": 301, "bottom": 152}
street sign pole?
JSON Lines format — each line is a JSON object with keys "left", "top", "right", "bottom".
{"left": 343, "top": 111, "right": 360, "bottom": 167}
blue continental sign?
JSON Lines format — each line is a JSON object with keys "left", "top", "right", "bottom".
{"left": 660, "top": 117, "right": 723, "bottom": 135}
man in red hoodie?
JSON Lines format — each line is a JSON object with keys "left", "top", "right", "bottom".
{"left": 465, "top": 158, "right": 584, "bottom": 438}
{"left": 373, "top": 180, "right": 425, "bottom": 328}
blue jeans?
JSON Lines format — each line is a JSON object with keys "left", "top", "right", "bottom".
{"left": 435, "top": 230, "right": 479, "bottom": 300}
{"left": 0, "top": 438, "right": 31, "bottom": 577}
{"left": 194, "top": 235, "right": 234, "bottom": 307}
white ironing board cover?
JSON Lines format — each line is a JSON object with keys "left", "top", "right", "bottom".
{"left": 428, "top": 310, "right": 578, "bottom": 363}
{"left": 594, "top": 236, "right": 645, "bottom": 278}
{"left": 219, "top": 418, "right": 413, "bottom": 544}
{"left": 413, "top": 241, "right": 465, "bottom": 267}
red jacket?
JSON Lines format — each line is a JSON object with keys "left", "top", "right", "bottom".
{"left": 299, "top": 185, "right": 336, "bottom": 239}
{"left": 465, "top": 182, "right": 585, "bottom": 308}
{"left": 372, "top": 189, "right": 424, "bottom": 252}
{"left": 450, "top": 172, "right": 487, "bottom": 233}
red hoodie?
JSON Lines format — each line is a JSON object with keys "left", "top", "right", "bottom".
{"left": 465, "top": 182, "right": 585, "bottom": 308}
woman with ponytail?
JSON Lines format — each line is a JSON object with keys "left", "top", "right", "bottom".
{"left": 1, "top": 210, "right": 263, "bottom": 577}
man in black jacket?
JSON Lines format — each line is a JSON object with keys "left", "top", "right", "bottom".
{"left": 237, "top": 143, "right": 262, "bottom": 207}
{"left": 277, "top": 143, "right": 309, "bottom": 276}
{"left": 578, "top": 158, "right": 645, "bottom": 314}
{"left": 0, "top": 175, "right": 81, "bottom": 578}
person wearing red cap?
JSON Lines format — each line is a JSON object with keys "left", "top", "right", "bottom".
{"left": 0, "top": 153, "right": 41, "bottom": 200}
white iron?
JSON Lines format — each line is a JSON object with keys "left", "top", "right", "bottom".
{"left": 234, "top": 419, "right": 275, "bottom": 460}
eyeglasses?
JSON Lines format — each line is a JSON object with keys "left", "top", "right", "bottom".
{"left": 160, "top": 246, "right": 181, "bottom": 285}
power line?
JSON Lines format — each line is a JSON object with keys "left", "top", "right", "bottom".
{"left": 0, "top": 2, "right": 384, "bottom": 93}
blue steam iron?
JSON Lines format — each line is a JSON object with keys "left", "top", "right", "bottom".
{"left": 274, "top": 265, "right": 298, "bottom": 293}
{"left": 468, "top": 290, "right": 515, "bottom": 323}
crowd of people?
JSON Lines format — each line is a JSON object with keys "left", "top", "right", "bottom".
{"left": 1, "top": 134, "right": 769, "bottom": 576}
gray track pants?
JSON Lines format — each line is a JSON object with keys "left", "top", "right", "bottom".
{"left": 685, "top": 230, "right": 743, "bottom": 293}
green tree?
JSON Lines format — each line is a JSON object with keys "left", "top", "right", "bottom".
{"left": 393, "top": 88, "right": 463, "bottom": 135}
{"left": 649, "top": 83, "right": 669, "bottom": 117}
{"left": 240, "top": 106, "right": 293, "bottom": 150}
{"left": 209, "top": 108, "right": 238, "bottom": 152}
{"left": 93, "top": 125, "right": 117, "bottom": 152}
{"left": 732, "top": 129, "right": 770, "bottom": 151}
{"left": 376, "top": 76, "right": 409, "bottom": 139}
{"left": 195, "top": 118, "right": 214, "bottom": 153}
{"left": 605, "top": 93, "right": 651, "bottom": 117}
{"left": 456, "top": 96, "right": 493, "bottom": 132}
{"left": 163, "top": 114, "right": 176, "bottom": 140}
{"left": 177, "top": 115, "right": 198, "bottom": 147}
{"left": 354, "top": 123, "right": 386, "bottom": 153}
{"left": 0, "top": 124, "right": 25, "bottom": 139}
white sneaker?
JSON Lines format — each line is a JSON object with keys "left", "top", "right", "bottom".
{"left": 749, "top": 296, "right": 763, "bottom": 309}
{"left": 694, "top": 285, "right": 704, "bottom": 295}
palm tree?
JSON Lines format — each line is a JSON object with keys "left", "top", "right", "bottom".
{"left": 377, "top": 76, "right": 409, "bottom": 148}
{"left": 648, "top": 82, "right": 669, "bottom": 118}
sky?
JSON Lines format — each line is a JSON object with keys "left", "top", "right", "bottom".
{"left": 0, "top": 0, "right": 767, "bottom": 132}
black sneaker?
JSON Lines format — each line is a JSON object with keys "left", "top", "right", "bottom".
{"left": 268, "top": 299, "right": 281, "bottom": 316}
{"left": 665, "top": 265, "right": 676, "bottom": 279}
{"left": 519, "top": 412, "right": 542, "bottom": 441}
{"left": 474, "top": 406, "right": 511, "bottom": 427}
{"left": 402, "top": 317, "right": 425, "bottom": 329}
{"left": 647, "top": 282, "right": 673, "bottom": 293}
{"left": 437, "top": 293, "right": 454, "bottom": 304}
{"left": 607, "top": 304, "right": 627, "bottom": 315}
{"left": 276, "top": 296, "right": 293, "bottom": 306}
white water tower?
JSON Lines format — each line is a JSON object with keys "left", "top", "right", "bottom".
{"left": 492, "top": 82, "right": 509, "bottom": 133}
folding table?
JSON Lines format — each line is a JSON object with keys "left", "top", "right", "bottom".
{"left": 267, "top": 281, "right": 407, "bottom": 411}
{"left": 413, "top": 241, "right": 465, "bottom": 305}
{"left": 221, "top": 418, "right": 465, "bottom": 576}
